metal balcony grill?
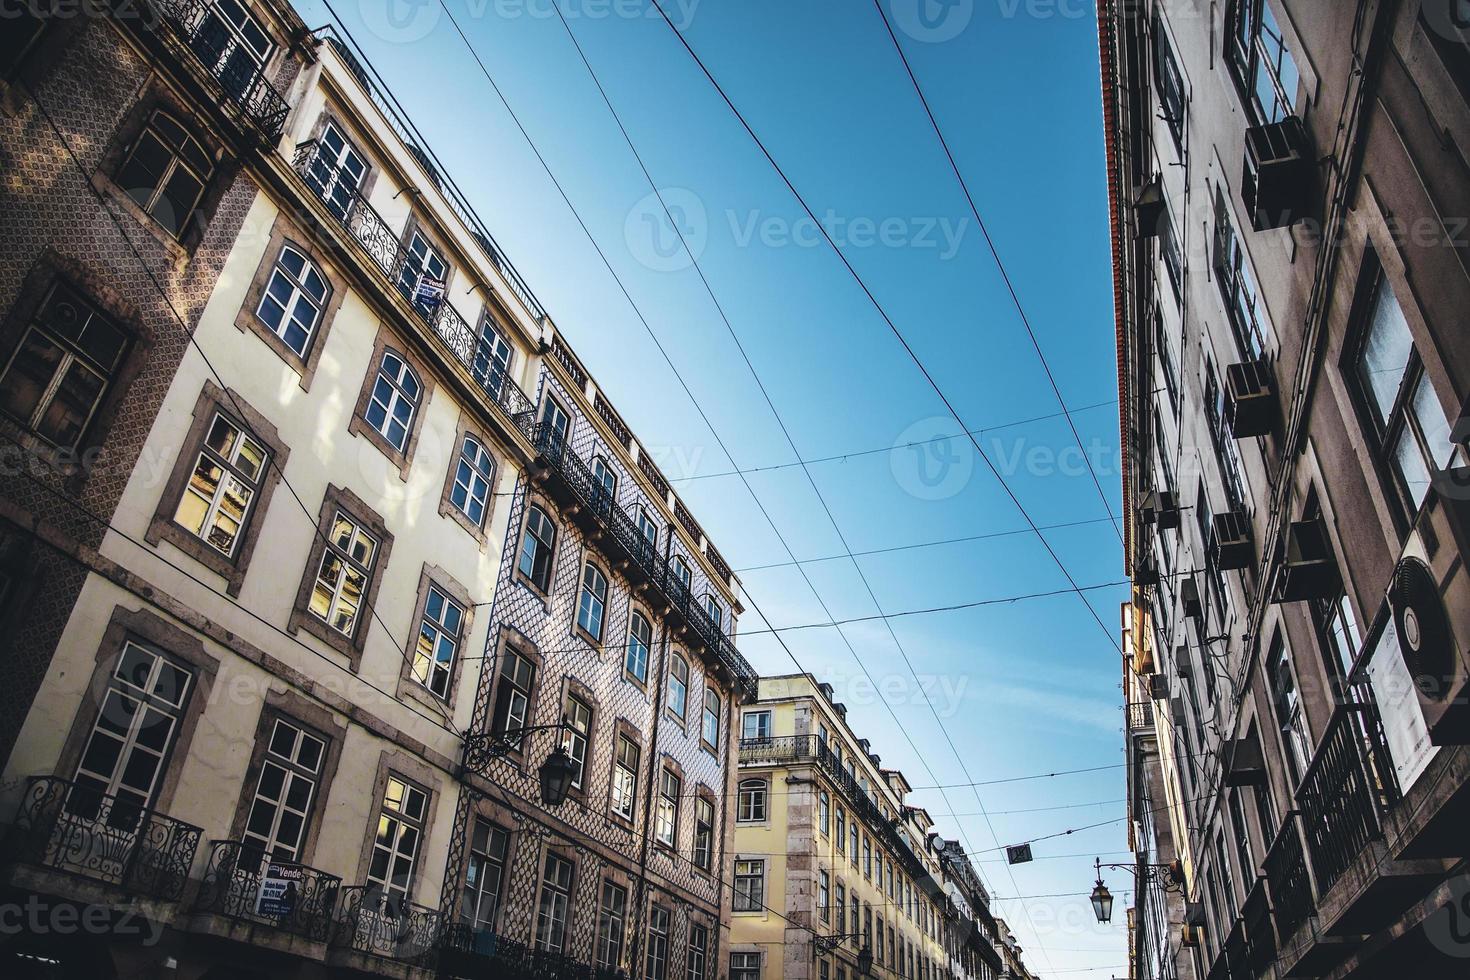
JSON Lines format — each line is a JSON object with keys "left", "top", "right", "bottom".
{"left": 1262, "top": 811, "right": 1313, "bottom": 945}
{"left": 334, "top": 885, "right": 444, "bottom": 967}
{"left": 439, "top": 924, "right": 629, "bottom": 980}
{"left": 6, "top": 776, "right": 201, "bottom": 901}
{"left": 194, "top": 840, "right": 342, "bottom": 942}
{"left": 1296, "top": 708, "right": 1382, "bottom": 897}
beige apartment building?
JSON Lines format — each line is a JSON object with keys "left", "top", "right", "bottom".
{"left": 0, "top": 1, "right": 753, "bottom": 977}
{"left": 729, "top": 675, "right": 1008, "bottom": 980}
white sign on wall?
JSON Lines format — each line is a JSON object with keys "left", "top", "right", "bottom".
{"left": 1365, "top": 615, "right": 1440, "bottom": 794}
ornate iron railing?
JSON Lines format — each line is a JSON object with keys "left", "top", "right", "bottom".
{"left": 1296, "top": 708, "right": 1382, "bottom": 897}
{"left": 529, "top": 423, "right": 758, "bottom": 700}
{"left": 290, "top": 141, "right": 540, "bottom": 440}
{"left": 141, "top": 0, "right": 291, "bottom": 142}
{"left": 439, "top": 924, "right": 628, "bottom": 980}
{"left": 334, "top": 885, "right": 443, "bottom": 967}
{"left": 739, "top": 735, "right": 811, "bottom": 766}
{"left": 194, "top": 840, "right": 341, "bottom": 942}
{"left": 6, "top": 776, "right": 201, "bottom": 901}
{"left": 1126, "top": 701, "right": 1155, "bottom": 735}
{"left": 1262, "top": 811, "right": 1313, "bottom": 946}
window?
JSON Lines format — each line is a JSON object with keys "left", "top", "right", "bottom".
{"left": 636, "top": 506, "right": 659, "bottom": 550}
{"left": 1, "top": 6, "right": 46, "bottom": 80}
{"left": 411, "top": 585, "right": 464, "bottom": 700}
{"left": 461, "top": 818, "right": 508, "bottom": 931}
{"left": 1351, "top": 267, "right": 1455, "bottom": 514}
{"left": 172, "top": 411, "right": 267, "bottom": 557}
{"left": 687, "top": 923, "right": 709, "bottom": 980}
{"left": 1266, "top": 633, "right": 1311, "bottom": 782}
{"left": 1153, "top": 17, "right": 1185, "bottom": 150}
{"left": 875, "top": 915, "right": 884, "bottom": 963}
{"left": 0, "top": 281, "right": 127, "bottom": 450}
{"left": 307, "top": 511, "right": 378, "bottom": 638}
{"left": 849, "top": 820, "right": 859, "bottom": 866}
{"left": 397, "top": 230, "right": 448, "bottom": 316}
{"left": 519, "top": 505, "right": 557, "bottom": 593}
{"left": 734, "top": 859, "right": 765, "bottom": 911}
{"left": 472, "top": 316, "right": 513, "bottom": 397}
{"left": 1229, "top": 789, "right": 1255, "bottom": 882}
{"left": 656, "top": 768, "right": 680, "bottom": 846}
{"left": 1204, "top": 357, "right": 1249, "bottom": 511}
{"left": 1159, "top": 207, "right": 1183, "bottom": 305}
{"left": 625, "top": 611, "right": 652, "bottom": 684}
{"left": 577, "top": 562, "right": 609, "bottom": 642}
{"left": 73, "top": 642, "right": 192, "bottom": 812}
{"left": 562, "top": 694, "right": 592, "bottom": 790}
{"left": 541, "top": 397, "right": 571, "bottom": 449}
{"left": 855, "top": 897, "right": 864, "bottom": 944}
{"left": 596, "top": 880, "right": 627, "bottom": 970}
{"left": 535, "top": 852, "right": 573, "bottom": 952}
{"left": 835, "top": 881, "right": 846, "bottom": 931}
{"left": 671, "top": 554, "right": 692, "bottom": 592}
{"left": 367, "top": 775, "right": 427, "bottom": 908}
{"left": 1214, "top": 190, "right": 1271, "bottom": 358}
{"left": 241, "top": 718, "right": 324, "bottom": 862}
{"left": 836, "top": 808, "right": 846, "bottom": 855}
{"left": 818, "top": 789, "right": 831, "bottom": 836}
{"left": 363, "top": 350, "right": 421, "bottom": 453}
{"left": 116, "top": 110, "right": 213, "bottom": 238}
{"left": 1156, "top": 307, "right": 1179, "bottom": 414}
{"left": 701, "top": 688, "right": 720, "bottom": 749}
{"left": 255, "top": 245, "right": 328, "bottom": 356}
{"left": 737, "top": 779, "right": 768, "bottom": 822}
{"left": 875, "top": 852, "right": 883, "bottom": 890}
{"left": 703, "top": 594, "right": 722, "bottom": 632}
{"left": 306, "top": 122, "right": 367, "bottom": 219}
{"left": 731, "top": 952, "right": 761, "bottom": 980}
{"left": 863, "top": 835, "right": 872, "bottom": 878}
{"left": 491, "top": 650, "right": 536, "bottom": 744}
{"left": 668, "top": 653, "right": 689, "bottom": 719}
{"left": 612, "top": 734, "right": 639, "bottom": 820}
{"left": 693, "top": 795, "right": 715, "bottom": 871}
{"left": 646, "top": 905, "right": 670, "bottom": 980}
{"left": 199, "top": 0, "right": 273, "bottom": 82}
{"left": 451, "top": 435, "right": 495, "bottom": 528}
{"left": 1228, "top": 0, "right": 1300, "bottom": 124}
{"left": 592, "top": 455, "right": 617, "bottom": 507}
{"left": 742, "top": 710, "right": 772, "bottom": 742}
{"left": 819, "top": 870, "right": 831, "bottom": 922}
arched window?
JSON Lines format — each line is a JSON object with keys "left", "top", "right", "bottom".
{"left": 625, "top": 611, "right": 652, "bottom": 683}
{"left": 116, "top": 109, "right": 214, "bottom": 238}
{"left": 364, "top": 350, "right": 421, "bottom": 451}
{"left": 451, "top": 435, "right": 494, "bottom": 527}
{"left": 737, "top": 779, "right": 767, "bottom": 822}
{"left": 701, "top": 687, "right": 720, "bottom": 749}
{"left": 577, "top": 562, "right": 609, "bottom": 641}
{"left": 667, "top": 652, "right": 689, "bottom": 719}
{"left": 256, "top": 244, "right": 328, "bottom": 356}
{"left": 518, "top": 505, "right": 556, "bottom": 592}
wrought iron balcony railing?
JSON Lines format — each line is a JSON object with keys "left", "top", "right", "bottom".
{"left": 1262, "top": 811, "right": 1313, "bottom": 945}
{"left": 529, "top": 423, "right": 759, "bottom": 701}
{"left": 194, "top": 840, "right": 342, "bottom": 942}
{"left": 333, "top": 885, "right": 443, "bottom": 967}
{"left": 5, "top": 775, "right": 201, "bottom": 901}
{"left": 1295, "top": 707, "right": 1385, "bottom": 898}
{"left": 290, "top": 141, "right": 540, "bottom": 440}
{"left": 139, "top": 0, "right": 291, "bottom": 142}
{"left": 1126, "top": 701, "right": 1155, "bottom": 736}
{"left": 438, "top": 924, "right": 628, "bottom": 980}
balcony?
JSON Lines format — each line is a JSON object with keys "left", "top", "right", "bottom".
{"left": 332, "top": 885, "right": 443, "bottom": 971}
{"left": 4, "top": 775, "right": 201, "bottom": 902}
{"left": 1262, "top": 812, "right": 1314, "bottom": 946}
{"left": 1126, "top": 701, "right": 1155, "bottom": 738}
{"left": 289, "top": 141, "right": 541, "bottom": 442}
{"left": 1296, "top": 709, "right": 1384, "bottom": 898}
{"left": 438, "top": 924, "right": 628, "bottom": 980}
{"left": 529, "top": 423, "right": 758, "bottom": 701}
{"left": 132, "top": 0, "right": 291, "bottom": 143}
{"left": 193, "top": 840, "right": 341, "bottom": 943}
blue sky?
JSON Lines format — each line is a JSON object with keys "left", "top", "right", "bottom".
{"left": 301, "top": 0, "right": 1130, "bottom": 971}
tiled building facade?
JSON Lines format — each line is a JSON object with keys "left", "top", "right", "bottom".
{"left": 1103, "top": 1, "right": 1470, "bottom": 978}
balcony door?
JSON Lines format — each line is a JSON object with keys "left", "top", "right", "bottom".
{"left": 192, "top": 0, "right": 274, "bottom": 101}
{"left": 307, "top": 123, "right": 367, "bottom": 222}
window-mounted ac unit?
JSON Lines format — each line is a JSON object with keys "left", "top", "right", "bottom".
{"left": 1134, "top": 559, "right": 1161, "bottom": 588}
{"left": 1180, "top": 923, "right": 1202, "bottom": 948}
{"left": 1142, "top": 489, "right": 1181, "bottom": 530}
{"left": 1149, "top": 674, "right": 1171, "bottom": 700}
{"left": 1134, "top": 177, "right": 1166, "bottom": 238}
{"left": 1273, "top": 517, "right": 1341, "bottom": 603}
{"left": 1170, "top": 697, "right": 1190, "bottom": 730}
{"left": 1180, "top": 577, "right": 1204, "bottom": 621}
{"left": 1210, "top": 510, "right": 1255, "bottom": 571}
{"left": 1186, "top": 901, "right": 1208, "bottom": 927}
{"left": 1242, "top": 115, "right": 1314, "bottom": 232}
{"left": 1221, "top": 731, "right": 1267, "bottom": 787}
{"left": 1225, "top": 359, "right": 1278, "bottom": 438}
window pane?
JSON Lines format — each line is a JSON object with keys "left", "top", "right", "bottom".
{"left": 1358, "top": 279, "right": 1414, "bottom": 430}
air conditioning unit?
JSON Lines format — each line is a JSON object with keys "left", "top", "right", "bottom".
{"left": 1273, "top": 517, "right": 1341, "bottom": 603}
{"left": 1134, "top": 177, "right": 1166, "bottom": 237}
{"left": 1142, "top": 489, "right": 1181, "bottom": 530}
{"left": 1134, "top": 559, "right": 1161, "bottom": 587}
{"left": 1170, "top": 697, "right": 1190, "bottom": 729}
{"left": 1180, "top": 923, "right": 1202, "bottom": 948}
{"left": 1210, "top": 510, "right": 1255, "bottom": 571}
{"left": 1181, "top": 577, "right": 1204, "bottom": 621}
{"left": 1388, "top": 548, "right": 1470, "bottom": 745}
{"left": 1186, "top": 901, "right": 1208, "bottom": 927}
{"left": 1149, "top": 674, "right": 1171, "bottom": 700}
{"left": 1221, "top": 731, "right": 1267, "bottom": 787}
{"left": 1242, "top": 115, "right": 1315, "bottom": 231}
{"left": 1224, "top": 359, "right": 1278, "bottom": 437}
